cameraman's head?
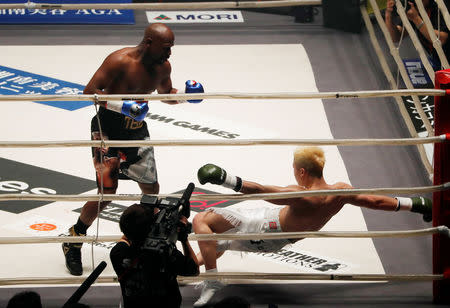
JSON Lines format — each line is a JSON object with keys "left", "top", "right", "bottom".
{"left": 119, "top": 204, "right": 155, "bottom": 245}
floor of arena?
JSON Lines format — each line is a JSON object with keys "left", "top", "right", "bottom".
{"left": 0, "top": 8, "right": 434, "bottom": 308}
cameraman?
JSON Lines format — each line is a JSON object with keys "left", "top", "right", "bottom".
{"left": 385, "top": 0, "right": 450, "bottom": 70}
{"left": 110, "top": 204, "right": 199, "bottom": 308}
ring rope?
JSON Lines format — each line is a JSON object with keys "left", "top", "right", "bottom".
{"left": 1, "top": 0, "right": 322, "bottom": 10}
{"left": 368, "top": 0, "right": 434, "bottom": 135}
{"left": 395, "top": 0, "right": 435, "bottom": 84}
{"left": 1, "top": 226, "right": 447, "bottom": 245}
{"left": 0, "top": 273, "right": 444, "bottom": 286}
{"left": 0, "top": 183, "right": 448, "bottom": 202}
{"left": 436, "top": 0, "right": 450, "bottom": 32}
{"left": 360, "top": 5, "right": 433, "bottom": 176}
{"left": 0, "top": 135, "right": 447, "bottom": 148}
{"left": 0, "top": 89, "right": 446, "bottom": 102}
{"left": 415, "top": 0, "right": 450, "bottom": 69}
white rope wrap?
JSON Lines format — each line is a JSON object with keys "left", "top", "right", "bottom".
{"left": 415, "top": 0, "right": 450, "bottom": 69}
{"left": 0, "top": 226, "right": 447, "bottom": 245}
{"left": 0, "top": 183, "right": 448, "bottom": 202}
{"left": 0, "top": 273, "right": 444, "bottom": 286}
{"left": 367, "top": 0, "right": 434, "bottom": 135}
{"left": 0, "top": 135, "right": 446, "bottom": 148}
{"left": 360, "top": 5, "right": 433, "bottom": 175}
{"left": 0, "top": 89, "right": 446, "bottom": 102}
{"left": 435, "top": 0, "right": 450, "bottom": 32}
{"left": 0, "top": 0, "right": 322, "bottom": 10}
{"left": 395, "top": 0, "right": 435, "bottom": 84}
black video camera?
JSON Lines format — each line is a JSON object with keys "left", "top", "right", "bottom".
{"left": 140, "top": 182, "right": 194, "bottom": 256}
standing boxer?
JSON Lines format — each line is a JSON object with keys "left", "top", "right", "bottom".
{"left": 63, "top": 23, "right": 204, "bottom": 276}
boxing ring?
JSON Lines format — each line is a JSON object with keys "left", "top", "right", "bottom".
{"left": 0, "top": 0, "right": 449, "bottom": 306}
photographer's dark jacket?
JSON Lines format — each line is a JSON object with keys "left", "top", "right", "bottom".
{"left": 110, "top": 241, "right": 198, "bottom": 308}
{"left": 394, "top": 2, "right": 450, "bottom": 69}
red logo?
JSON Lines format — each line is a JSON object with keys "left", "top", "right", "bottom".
{"left": 269, "top": 221, "right": 278, "bottom": 230}
{"left": 30, "top": 223, "right": 57, "bottom": 231}
{"left": 190, "top": 191, "right": 230, "bottom": 211}
{"left": 170, "top": 187, "right": 243, "bottom": 212}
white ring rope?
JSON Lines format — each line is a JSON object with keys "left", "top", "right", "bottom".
{"left": 368, "top": 0, "right": 434, "bottom": 135}
{"left": 0, "top": 226, "right": 447, "bottom": 245}
{"left": 0, "top": 89, "right": 446, "bottom": 102}
{"left": 0, "top": 135, "right": 447, "bottom": 148}
{"left": 395, "top": 0, "right": 436, "bottom": 84}
{"left": 415, "top": 0, "right": 450, "bottom": 69}
{"left": 436, "top": 0, "right": 450, "bottom": 32}
{"left": 0, "top": 273, "right": 443, "bottom": 286}
{"left": 2, "top": 0, "right": 322, "bottom": 10}
{"left": 360, "top": 5, "right": 433, "bottom": 176}
{"left": 0, "top": 183, "right": 448, "bottom": 202}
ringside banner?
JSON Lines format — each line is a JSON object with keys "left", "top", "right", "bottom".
{"left": 0, "top": 65, "right": 90, "bottom": 110}
{"left": 0, "top": 0, "right": 135, "bottom": 24}
{"left": 402, "top": 58, "right": 435, "bottom": 163}
{"left": 401, "top": 58, "right": 434, "bottom": 133}
{"left": 146, "top": 11, "right": 244, "bottom": 23}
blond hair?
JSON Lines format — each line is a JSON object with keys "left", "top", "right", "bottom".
{"left": 293, "top": 146, "right": 325, "bottom": 178}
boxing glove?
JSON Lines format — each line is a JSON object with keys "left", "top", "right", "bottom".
{"left": 180, "top": 80, "right": 204, "bottom": 103}
{"left": 105, "top": 100, "right": 149, "bottom": 121}
{"left": 411, "top": 197, "right": 432, "bottom": 222}
{"left": 197, "top": 163, "right": 242, "bottom": 192}
{"left": 396, "top": 196, "right": 432, "bottom": 222}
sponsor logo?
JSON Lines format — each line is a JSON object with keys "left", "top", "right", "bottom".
{"left": 73, "top": 202, "right": 127, "bottom": 223}
{"left": 269, "top": 221, "right": 277, "bottom": 230}
{"left": 154, "top": 14, "right": 171, "bottom": 21}
{"left": 4, "top": 214, "right": 62, "bottom": 235}
{"left": 404, "top": 95, "right": 434, "bottom": 133}
{"left": 30, "top": 223, "right": 57, "bottom": 231}
{"left": 146, "top": 11, "right": 244, "bottom": 24}
{"left": 57, "top": 232, "right": 117, "bottom": 250}
{"left": 72, "top": 187, "right": 243, "bottom": 223}
{"left": 147, "top": 112, "right": 240, "bottom": 139}
{"left": 0, "top": 65, "right": 89, "bottom": 111}
{"left": 403, "top": 59, "right": 433, "bottom": 86}
{"left": 0, "top": 0, "right": 135, "bottom": 25}
{"left": 400, "top": 59, "right": 434, "bottom": 134}
{"left": 251, "top": 248, "right": 349, "bottom": 272}
{"left": 0, "top": 157, "right": 96, "bottom": 214}
{"left": 178, "top": 188, "right": 243, "bottom": 212}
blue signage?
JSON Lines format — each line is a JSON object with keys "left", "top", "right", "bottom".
{"left": 0, "top": 0, "right": 135, "bottom": 24}
{"left": 0, "top": 65, "right": 90, "bottom": 111}
{"left": 402, "top": 58, "right": 433, "bottom": 88}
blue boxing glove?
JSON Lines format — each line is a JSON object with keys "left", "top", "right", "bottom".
{"left": 185, "top": 80, "right": 204, "bottom": 103}
{"left": 106, "top": 100, "right": 149, "bottom": 121}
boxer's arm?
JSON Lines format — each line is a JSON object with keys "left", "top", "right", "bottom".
{"left": 341, "top": 183, "right": 432, "bottom": 222}
{"left": 84, "top": 53, "right": 124, "bottom": 105}
{"left": 197, "top": 163, "right": 303, "bottom": 205}
{"left": 157, "top": 61, "right": 179, "bottom": 105}
{"left": 240, "top": 181, "right": 306, "bottom": 206}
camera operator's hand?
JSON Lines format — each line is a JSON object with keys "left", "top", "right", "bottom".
{"left": 406, "top": 2, "right": 421, "bottom": 24}
{"left": 178, "top": 216, "right": 191, "bottom": 243}
{"left": 386, "top": 0, "right": 395, "bottom": 17}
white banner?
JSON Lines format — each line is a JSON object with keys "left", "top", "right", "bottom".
{"left": 146, "top": 10, "right": 244, "bottom": 23}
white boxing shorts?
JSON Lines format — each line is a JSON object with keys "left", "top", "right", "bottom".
{"left": 209, "top": 207, "right": 293, "bottom": 253}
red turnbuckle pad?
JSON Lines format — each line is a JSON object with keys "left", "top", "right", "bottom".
{"left": 443, "top": 268, "right": 450, "bottom": 279}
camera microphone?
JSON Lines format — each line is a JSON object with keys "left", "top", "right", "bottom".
{"left": 62, "top": 261, "right": 107, "bottom": 308}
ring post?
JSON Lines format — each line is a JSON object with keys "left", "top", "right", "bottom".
{"left": 433, "top": 69, "right": 450, "bottom": 304}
